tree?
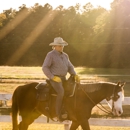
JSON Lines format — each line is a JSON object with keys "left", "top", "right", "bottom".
{"left": 0, "top": 13, "right": 6, "bottom": 28}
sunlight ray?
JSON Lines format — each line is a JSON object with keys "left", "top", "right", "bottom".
{"left": 6, "top": 10, "right": 58, "bottom": 65}
{"left": 0, "top": 9, "right": 31, "bottom": 41}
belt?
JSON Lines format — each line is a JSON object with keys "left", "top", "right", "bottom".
{"left": 54, "top": 75, "right": 66, "bottom": 81}
{"left": 55, "top": 75, "right": 66, "bottom": 77}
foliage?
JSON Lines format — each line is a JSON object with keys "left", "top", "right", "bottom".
{"left": 1, "top": 122, "right": 130, "bottom": 130}
{"left": 0, "top": 1, "right": 130, "bottom": 68}
{"left": 0, "top": 13, "right": 6, "bottom": 27}
{"left": 0, "top": 66, "right": 130, "bottom": 96}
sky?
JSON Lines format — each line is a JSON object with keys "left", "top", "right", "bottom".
{"left": 0, "top": 0, "right": 114, "bottom": 13}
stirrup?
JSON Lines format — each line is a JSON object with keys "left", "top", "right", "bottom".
{"left": 57, "top": 113, "right": 68, "bottom": 122}
{"left": 61, "top": 113, "right": 68, "bottom": 119}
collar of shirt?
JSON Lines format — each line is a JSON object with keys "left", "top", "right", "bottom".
{"left": 53, "top": 49, "right": 63, "bottom": 55}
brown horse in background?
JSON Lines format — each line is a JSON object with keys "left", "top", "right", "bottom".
{"left": 12, "top": 75, "right": 125, "bottom": 130}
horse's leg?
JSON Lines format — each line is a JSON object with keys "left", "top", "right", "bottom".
{"left": 75, "top": 109, "right": 92, "bottom": 130}
{"left": 19, "top": 110, "right": 41, "bottom": 130}
{"left": 69, "top": 121, "right": 79, "bottom": 130}
{"left": 80, "top": 119, "right": 90, "bottom": 130}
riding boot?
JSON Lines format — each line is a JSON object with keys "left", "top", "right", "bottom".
{"left": 56, "top": 100, "right": 68, "bottom": 122}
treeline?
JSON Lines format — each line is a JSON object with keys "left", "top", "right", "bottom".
{"left": 0, "top": 0, "right": 130, "bottom": 68}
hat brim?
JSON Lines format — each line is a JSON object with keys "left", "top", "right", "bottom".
{"left": 49, "top": 42, "right": 68, "bottom": 46}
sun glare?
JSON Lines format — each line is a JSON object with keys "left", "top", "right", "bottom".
{"left": 49, "top": 0, "right": 113, "bottom": 10}
{"left": 1, "top": 0, "right": 113, "bottom": 65}
{"left": 0, "top": 0, "right": 113, "bottom": 13}
{"left": 6, "top": 10, "right": 58, "bottom": 65}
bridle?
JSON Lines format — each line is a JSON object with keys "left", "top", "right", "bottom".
{"left": 106, "top": 86, "right": 116, "bottom": 113}
{"left": 80, "top": 84, "right": 120, "bottom": 115}
{"left": 67, "top": 76, "right": 122, "bottom": 115}
{"left": 106, "top": 85, "right": 121, "bottom": 112}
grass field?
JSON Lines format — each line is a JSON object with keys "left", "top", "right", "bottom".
{"left": 0, "top": 66, "right": 130, "bottom": 96}
{"left": 0, "top": 122, "right": 130, "bottom": 130}
{"left": 1, "top": 66, "right": 130, "bottom": 79}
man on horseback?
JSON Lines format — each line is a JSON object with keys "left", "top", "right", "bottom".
{"left": 42, "top": 37, "right": 79, "bottom": 121}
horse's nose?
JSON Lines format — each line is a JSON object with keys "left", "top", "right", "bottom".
{"left": 116, "top": 110, "right": 123, "bottom": 116}
{"left": 119, "top": 111, "right": 121, "bottom": 115}
{"left": 113, "top": 108, "right": 123, "bottom": 116}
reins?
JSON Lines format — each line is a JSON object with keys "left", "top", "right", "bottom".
{"left": 79, "top": 85, "right": 113, "bottom": 115}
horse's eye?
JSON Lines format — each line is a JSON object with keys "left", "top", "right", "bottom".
{"left": 116, "top": 95, "right": 120, "bottom": 99}
{"left": 113, "top": 95, "right": 120, "bottom": 101}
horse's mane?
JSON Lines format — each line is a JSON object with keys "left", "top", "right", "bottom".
{"left": 80, "top": 82, "right": 116, "bottom": 93}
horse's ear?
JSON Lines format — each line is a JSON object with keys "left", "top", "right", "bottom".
{"left": 117, "top": 82, "right": 120, "bottom": 86}
{"left": 121, "top": 82, "right": 125, "bottom": 88}
{"left": 117, "top": 82, "right": 125, "bottom": 88}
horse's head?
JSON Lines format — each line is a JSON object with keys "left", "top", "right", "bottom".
{"left": 106, "top": 82, "right": 125, "bottom": 116}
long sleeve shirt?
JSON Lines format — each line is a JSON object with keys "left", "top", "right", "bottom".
{"left": 42, "top": 50, "right": 76, "bottom": 79}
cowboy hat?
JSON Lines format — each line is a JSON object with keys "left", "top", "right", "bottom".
{"left": 49, "top": 37, "right": 68, "bottom": 46}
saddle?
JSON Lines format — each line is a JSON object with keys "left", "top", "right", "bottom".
{"left": 35, "top": 82, "right": 50, "bottom": 101}
{"left": 35, "top": 79, "right": 77, "bottom": 122}
{"left": 35, "top": 79, "right": 76, "bottom": 101}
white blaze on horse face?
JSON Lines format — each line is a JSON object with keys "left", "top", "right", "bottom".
{"left": 107, "top": 92, "right": 124, "bottom": 116}
{"left": 113, "top": 91, "right": 124, "bottom": 116}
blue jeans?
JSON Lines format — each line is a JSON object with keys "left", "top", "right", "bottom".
{"left": 50, "top": 76, "right": 66, "bottom": 116}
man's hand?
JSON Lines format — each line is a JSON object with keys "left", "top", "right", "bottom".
{"left": 52, "top": 76, "right": 61, "bottom": 82}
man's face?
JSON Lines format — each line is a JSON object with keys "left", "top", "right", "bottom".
{"left": 54, "top": 45, "right": 64, "bottom": 52}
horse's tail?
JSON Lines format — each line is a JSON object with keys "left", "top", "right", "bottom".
{"left": 12, "top": 88, "right": 19, "bottom": 130}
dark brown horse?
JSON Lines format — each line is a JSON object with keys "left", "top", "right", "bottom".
{"left": 12, "top": 75, "right": 125, "bottom": 130}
